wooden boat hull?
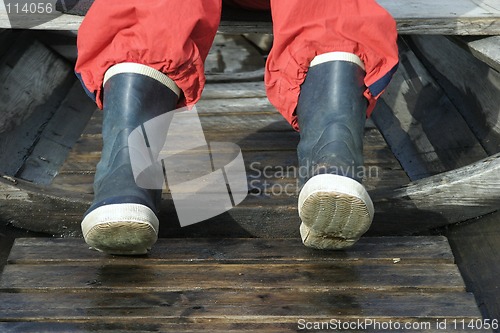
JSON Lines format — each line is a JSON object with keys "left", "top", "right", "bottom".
{"left": 0, "top": 31, "right": 499, "bottom": 237}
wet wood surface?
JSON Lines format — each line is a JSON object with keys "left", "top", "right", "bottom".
{"left": 0, "top": 237, "right": 488, "bottom": 332}
{"left": 7, "top": 236, "right": 455, "bottom": 264}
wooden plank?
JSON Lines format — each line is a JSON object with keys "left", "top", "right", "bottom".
{"left": 0, "top": 291, "right": 481, "bottom": 321}
{"left": 2, "top": 0, "right": 500, "bottom": 35}
{"left": 53, "top": 163, "right": 404, "bottom": 192}
{"left": 50, "top": 119, "right": 407, "bottom": 198}
{"left": 56, "top": 127, "right": 400, "bottom": 172}
{"left": 374, "top": 39, "right": 488, "bottom": 181}
{"left": 16, "top": 140, "right": 71, "bottom": 184}
{"left": 0, "top": 37, "right": 72, "bottom": 133}
{"left": 0, "top": 237, "right": 486, "bottom": 331}
{"left": 219, "top": 0, "right": 500, "bottom": 35}
{"left": 0, "top": 176, "right": 91, "bottom": 236}
{"left": 201, "top": 82, "right": 266, "bottom": 100}
{"left": 410, "top": 35, "right": 500, "bottom": 155}
{"left": 380, "top": 0, "right": 500, "bottom": 35}
{"left": 0, "top": 262, "right": 466, "bottom": 292}
{"left": 460, "top": 35, "right": 500, "bottom": 72}
{"left": 132, "top": 110, "right": 291, "bottom": 133}
{"left": 205, "top": 34, "right": 265, "bottom": 75}
{"left": 0, "top": 173, "right": 372, "bottom": 239}
{"left": 50, "top": 165, "right": 406, "bottom": 198}
{"left": 6, "top": 237, "right": 455, "bottom": 264}
{"left": 17, "top": 82, "right": 97, "bottom": 184}
{"left": 242, "top": 33, "right": 273, "bottom": 54}
{"left": 447, "top": 211, "right": 500, "bottom": 322}
{"left": 197, "top": 97, "right": 274, "bottom": 113}
{"left": 33, "top": 82, "right": 97, "bottom": 147}
{"left": 49, "top": 167, "right": 407, "bottom": 200}
{"left": 0, "top": 322, "right": 492, "bottom": 333}
{"left": 372, "top": 152, "right": 500, "bottom": 235}
{"left": 0, "top": 322, "right": 302, "bottom": 333}
{"left": 72, "top": 121, "right": 389, "bottom": 152}
{"left": 57, "top": 144, "right": 402, "bottom": 175}
{"left": 206, "top": 68, "right": 264, "bottom": 83}
{"left": 0, "top": 38, "right": 73, "bottom": 175}
{"left": 0, "top": 236, "right": 463, "bottom": 291}
{"left": 78, "top": 99, "right": 284, "bottom": 136}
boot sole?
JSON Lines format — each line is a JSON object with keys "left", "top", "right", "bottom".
{"left": 298, "top": 174, "right": 374, "bottom": 250}
{"left": 81, "top": 203, "right": 159, "bottom": 255}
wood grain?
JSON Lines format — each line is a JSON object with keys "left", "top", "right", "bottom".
{"left": 0, "top": 37, "right": 73, "bottom": 175}
{"left": 460, "top": 35, "right": 500, "bottom": 72}
{"left": 374, "top": 39, "right": 488, "bottom": 181}
{"left": 0, "top": 291, "right": 480, "bottom": 321}
{"left": 410, "top": 35, "right": 500, "bottom": 155}
{"left": 17, "top": 82, "right": 96, "bottom": 184}
{"left": 2, "top": 0, "right": 500, "bottom": 35}
{"left": 0, "top": 237, "right": 486, "bottom": 331}
{"left": 0, "top": 263, "right": 467, "bottom": 292}
{"left": 7, "top": 237, "right": 455, "bottom": 264}
{"left": 201, "top": 82, "right": 266, "bottom": 100}
{"left": 0, "top": 38, "right": 71, "bottom": 133}
{"left": 373, "top": 152, "right": 500, "bottom": 235}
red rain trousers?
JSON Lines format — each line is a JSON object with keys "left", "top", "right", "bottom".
{"left": 75, "top": 0, "right": 399, "bottom": 130}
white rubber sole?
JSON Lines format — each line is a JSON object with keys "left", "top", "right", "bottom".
{"left": 81, "top": 203, "right": 159, "bottom": 255}
{"left": 298, "top": 174, "right": 374, "bottom": 250}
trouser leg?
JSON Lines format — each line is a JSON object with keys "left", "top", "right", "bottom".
{"left": 76, "top": 0, "right": 221, "bottom": 254}
{"left": 266, "top": 0, "right": 399, "bottom": 130}
{"left": 75, "top": 0, "right": 222, "bottom": 109}
{"left": 266, "top": 0, "right": 398, "bottom": 249}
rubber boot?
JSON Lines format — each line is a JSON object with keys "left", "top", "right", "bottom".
{"left": 81, "top": 63, "right": 179, "bottom": 255}
{"left": 296, "top": 53, "right": 375, "bottom": 250}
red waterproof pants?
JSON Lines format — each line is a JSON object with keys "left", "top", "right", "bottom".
{"left": 75, "top": 0, "right": 398, "bottom": 130}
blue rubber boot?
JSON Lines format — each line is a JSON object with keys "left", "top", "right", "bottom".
{"left": 296, "top": 53, "right": 374, "bottom": 250}
{"left": 81, "top": 63, "right": 179, "bottom": 255}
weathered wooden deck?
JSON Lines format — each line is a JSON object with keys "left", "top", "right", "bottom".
{"left": 0, "top": 236, "right": 492, "bottom": 332}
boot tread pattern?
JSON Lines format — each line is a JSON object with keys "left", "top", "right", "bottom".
{"left": 85, "top": 221, "right": 157, "bottom": 255}
{"left": 298, "top": 174, "right": 373, "bottom": 250}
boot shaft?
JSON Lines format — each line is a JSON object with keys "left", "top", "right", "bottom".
{"left": 90, "top": 64, "right": 179, "bottom": 214}
{"left": 296, "top": 57, "right": 367, "bottom": 184}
